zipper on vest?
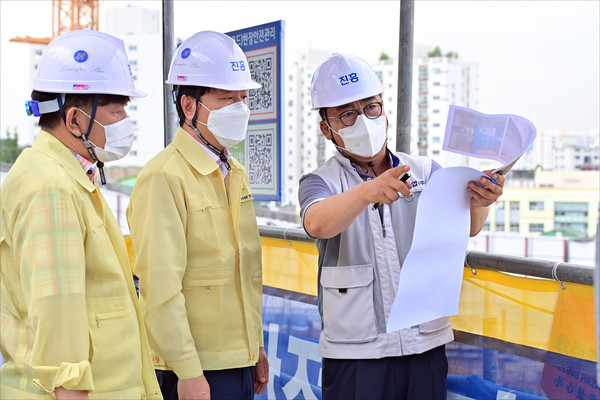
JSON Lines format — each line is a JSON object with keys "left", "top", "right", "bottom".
{"left": 378, "top": 208, "right": 387, "bottom": 238}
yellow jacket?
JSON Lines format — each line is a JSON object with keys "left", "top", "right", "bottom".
{"left": 0, "top": 131, "right": 161, "bottom": 399}
{"left": 126, "top": 127, "right": 263, "bottom": 379}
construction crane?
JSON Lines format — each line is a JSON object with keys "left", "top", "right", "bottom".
{"left": 10, "top": 0, "right": 99, "bottom": 45}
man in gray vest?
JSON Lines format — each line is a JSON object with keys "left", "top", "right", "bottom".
{"left": 298, "top": 53, "right": 504, "bottom": 399}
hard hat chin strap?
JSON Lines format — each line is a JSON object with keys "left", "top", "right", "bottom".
{"left": 188, "top": 87, "right": 231, "bottom": 171}
{"left": 56, "top": 94, "right": 67, "bottom": 122}
{"left": 69, "top": 94, "right": 107, "bottom": 185}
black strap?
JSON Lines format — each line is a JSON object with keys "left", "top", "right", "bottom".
{"left": 56, "top": 94, "right": 67, "bottom": 123}
{"left": 79, "top": 95, "right": 106, "bottom": 185}
{"left": 188, "top": 87, "right": 231, "bottom": 171}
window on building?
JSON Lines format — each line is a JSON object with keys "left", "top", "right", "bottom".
{"left": 510, "top": 223, "right": 519, "bottom": 232}
{"left": 495, "top": 201, "right": 505, "bottom": 223}
{"left": 495, "top": 223, "right": 505, "bottom": 231}
{"left": 482, "top": 222, "right": 490, "bottom": 231}
{"left": 129, "top": 45, "right": 137, "bottom": 51}
{"left": 433, "top": 123, "right": 440, "bottom": 127}
{"left": 554, "top": 202, "right": 589, "bottom": 236}
{"left": 510, "top": 201, "right": 520, "bottom": 222}
{"left": 529, "top": 223, "right": 544, "bottom": 232}
{"left": 555, "top": 202, "right": 588, "bottom": 217}
{"left": 433, "top": 82, "right": 440, "bottom": 86}
{"left": 433, "top": 109, "right": 440, "bottom": 114}
{"left": 529, "top": 201, "right": 544, "bottom": 211}
{"left": 555, "top": 222, "right": 588, "bottom": 236}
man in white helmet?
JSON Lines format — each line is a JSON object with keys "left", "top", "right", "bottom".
{"left": 299, "top": 53, "right": 505, "bottom": 399}
{"left": 127, "top": 31, "right": 268, "bottom": 400}
{"left": 0, "top": 31, "right": 161, "bottom": 399}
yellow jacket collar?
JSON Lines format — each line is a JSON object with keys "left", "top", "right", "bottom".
{"left": 172, "top": 127, "right": 242, "bottom": 175}
{"left": 34, "top": 130, "right": 97, "bottom": 192}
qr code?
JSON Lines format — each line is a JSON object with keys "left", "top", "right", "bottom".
{"left": 247, "top": 130, "right": 273, "bottom": 186}
{"left": 248, "top": 53, "right": 274, "bottom": 114}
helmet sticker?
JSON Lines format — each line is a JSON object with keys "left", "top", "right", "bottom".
{"left": 181, "top": 48, "right": 191, "bottom": 59}
{"left": 74, "top": 50, "right": 88, "bottom": 63}
{"left": 73, "top": 84, "right": 90, "bottom": 90}
{"left": 339, "top": 73, "right": 359, "bottom": 86}
{"left": 230, "top": 61, "right": 246, "bottom": 71}
{"left": 177, "top": 76, "right": 187, "bottom": 81}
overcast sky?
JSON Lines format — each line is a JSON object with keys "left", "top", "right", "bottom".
{"left": 1, "top": 0, "right": 598, "bottom": 140}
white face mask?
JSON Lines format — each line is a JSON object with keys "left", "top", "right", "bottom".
{"left": 331, "top": 114, "right": 387, "bottom": 158}
{"left": 197, "top": 101, "right": 250, "bottom": 148}
{"left": 78, "top": 109, "right": 135, "bottom": 162}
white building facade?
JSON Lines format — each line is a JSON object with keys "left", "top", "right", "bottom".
{"left": 412, "top": 55, "right": 480, "bottom": 168}
{"left": 102, "top": 5, "right": 165, "bottom": 169}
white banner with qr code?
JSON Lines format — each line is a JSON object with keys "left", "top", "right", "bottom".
{"left": 229, "top": 122, "right": 279, "bottom": 194}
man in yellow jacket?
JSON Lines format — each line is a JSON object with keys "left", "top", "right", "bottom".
{"left": 127, "top": 31, "right": 269, "bottom": 400}
{"left": 0, "top": 31, "right": 161, "bottom": 399}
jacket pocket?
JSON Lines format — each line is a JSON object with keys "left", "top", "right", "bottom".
{"left": 320, "top": 265, "right": 377, "bottom": 343}
{"left": 182, "top": 267, "right": 234, "bottom": 351}
{"left": 182, "top": 267, "right": 231, "bottom": 289}
{"left": 418, "top": 317, "right": 451, "bottom": 334}
{"left": 87, "top": 296, "right": 143, "bottom": 391}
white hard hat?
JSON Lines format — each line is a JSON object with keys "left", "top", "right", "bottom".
{"left": 33, "top": 30, "right": 145, "bottom": 97}
{"left": 166, "top": 30, "right": 261, "bottom": 91}
{"left": 311, "top": 53, "right": 383, "bottom": 110}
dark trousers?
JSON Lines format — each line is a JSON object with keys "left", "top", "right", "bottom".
{"left": 322, "top": 345, "right": 448, "bottom": 400}
{"left": 156, "top": 367, "right": 255, "bottom": 400}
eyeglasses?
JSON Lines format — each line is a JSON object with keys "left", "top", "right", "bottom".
{"left": 325, "top": 102, "right": 383, "bottom": 127}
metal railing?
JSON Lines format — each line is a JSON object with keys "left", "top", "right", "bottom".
{"left": 258, "top": 226, "right": 595, "bottom": 287}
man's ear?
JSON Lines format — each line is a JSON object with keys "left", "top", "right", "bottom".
{"left": 320, "top": 120, "right": 333, "bottom": 141}
{"left": 65, "top": 107, "right": 85, "bottom": 137}
{"left": 180, "top": 95, "right": 198, "bottom": 123}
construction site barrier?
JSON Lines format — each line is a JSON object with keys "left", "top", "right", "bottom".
{"left": 257, "top": 226, "right": 598, "bottom": 400}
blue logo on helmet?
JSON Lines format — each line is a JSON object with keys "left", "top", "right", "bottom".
{"left": 181, "top": 48, "right": 191, "bottom": 59}
{"left": 74, "top": 50, "right": 88, "bottom": 63}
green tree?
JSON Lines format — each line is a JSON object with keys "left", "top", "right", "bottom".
{"left": 427, "top": 46, "right": 442, "bottom": 58}
{"left": 379, "top": 51, "right": 391, "bottom": 61}
{"left": 0, "top": 128, "right": 25, "bottom": 163}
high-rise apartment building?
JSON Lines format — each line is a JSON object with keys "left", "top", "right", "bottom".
{"left": 527, "top": 129, "right": 600, "bottom": 171}
{"left": 282, "top": 49, "right": 333, "bottom": 205}
{"left": 412, "top": 55, "right": 479, "bottom": 168}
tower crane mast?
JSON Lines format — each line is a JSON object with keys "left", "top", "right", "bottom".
{"left": 10, "top": 0, "right": 99, "bottom": 45}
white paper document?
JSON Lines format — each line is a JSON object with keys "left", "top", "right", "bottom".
{"left": 443, "top": 105, "right": 537, "bottom": 175}
{"left": 386, "top": 105, "right": 537, "bottom": 332}
{"left": 386, "top": 167, "right": 486, "bottom": 332}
